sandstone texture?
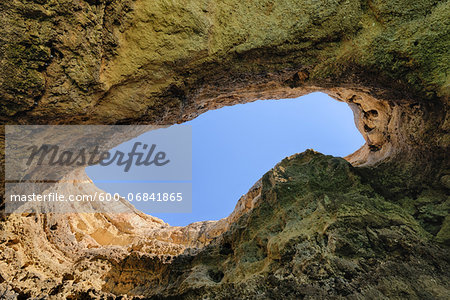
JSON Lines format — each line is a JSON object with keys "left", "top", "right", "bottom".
{"left": 0, "top": 0, "right": 449, "bottom": 299}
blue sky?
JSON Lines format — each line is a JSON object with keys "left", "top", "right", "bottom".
{"left": 87, "top": 92, "right": 364, "bottom": 226}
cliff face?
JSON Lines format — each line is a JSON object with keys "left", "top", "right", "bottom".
{"left": 1, "top": 152, "right": 448, "bottom": 299}
{"left": 103, "top": 151, "right": 449, "bottom": 299}
{"left": 0, "top": 0, "right": 449, "bottom": 299}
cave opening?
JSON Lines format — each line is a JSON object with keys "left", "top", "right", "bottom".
{"left": 86, "top": 92, "right": 364, "bottom": 226}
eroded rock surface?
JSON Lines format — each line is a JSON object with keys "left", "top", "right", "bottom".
{"left": 0, "top": 0, "right": 449, "bottom": 299}
{"left": 1, "top": 0, "right": 448, "bottom": 124}
{"left": 0, "top": 151, "right": 449, "bottom": 299}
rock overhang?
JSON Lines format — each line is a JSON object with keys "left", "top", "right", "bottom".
{"left": 0, "top": 0, "right": 449, "bottom": 298}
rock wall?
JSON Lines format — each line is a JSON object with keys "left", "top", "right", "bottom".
{"left": 0, "top": 0, "right": 449, "bottom": 299}
{"left": 1, "top": 0, "right": 448, "bottom": 124}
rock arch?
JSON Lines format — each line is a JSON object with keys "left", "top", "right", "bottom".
{"left": 0, "top": 0, "right": 448, "bottom": 298}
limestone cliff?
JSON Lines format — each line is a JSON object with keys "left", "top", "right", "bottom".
{"left": 0, "top": 0, "right": 449, "bottom": 299}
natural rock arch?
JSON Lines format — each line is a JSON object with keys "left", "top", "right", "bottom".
{"left": 0, "top": 0, "right": 448, "bottom": 298}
